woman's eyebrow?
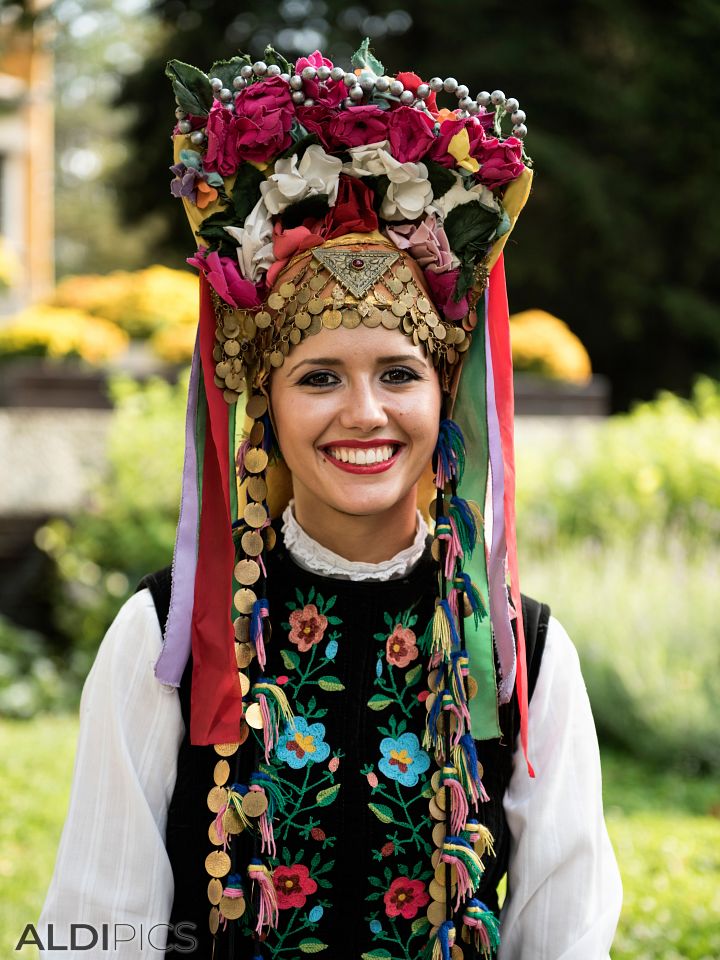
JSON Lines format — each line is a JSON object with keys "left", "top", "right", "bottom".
{"left": 287, "top": 354, "right": 423, "bottom": 376}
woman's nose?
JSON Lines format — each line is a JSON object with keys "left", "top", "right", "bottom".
{"left": 336, "top": 380, "right": 388, "bottom": 433}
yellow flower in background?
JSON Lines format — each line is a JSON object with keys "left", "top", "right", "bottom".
{"left": 510, "top": 309, "right": 592, "bottom": 384}
{"left": 150, "top": 320, "right": 196, "bottom": 364}
{"left": 0, "top": 306, "right": 128, "bottom": 364}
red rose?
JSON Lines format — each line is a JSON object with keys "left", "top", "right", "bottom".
{"left": 273, "top": 863, "right": 318, "bottom": 910}
{"left": 233, "top": 76, "right": 295, "bottom": 164}
{"left": 296, "top": 103, "right": 337, "bottom": 149}
{"left": 424, "top": 267, "right": 468, "bottom": 323}
{"left": 476, "top": 136, "right": 525, "bottom": 189}
{"left": 385, "top": 625, "right": 419, "bottom": 668}
{"left": 395, "top": 71, "right": 437, "bottom": 113}
{"left": 429, "top": 117, "right": 487, "bottom": 169}
{"left": 203, "top": 101, "right": 240, "bottom": 176}
{"left": 325, "top": 105, "right": 388, "bottom": 150}
{"left": 386, "top": 106, "right": 435, "bottom": 164}
{"left": 383, "top": 877, "right": 430, "bottom": 920}
{"left": 295, "top": 50, "right": 344, "bottom": 107}
{"left": 288, "top": 603, "right": 328, "bottom": 652}
{"left": 322, "top": 176, "right": 379, "bottom": 239}
{"left": 186, "top": 249, "right": 262, "bottom": 309}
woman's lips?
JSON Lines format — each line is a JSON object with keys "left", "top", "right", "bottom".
{"left": 319, "top": 441, "right": 404, "bottom": 475}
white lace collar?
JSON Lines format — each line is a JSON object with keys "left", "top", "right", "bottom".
{"left": 281, "top": 501, "right": 429, "bottom": 581}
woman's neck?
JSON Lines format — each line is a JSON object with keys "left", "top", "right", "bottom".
{"left": 292, "top": 490, "right": 419, "bottom": 563}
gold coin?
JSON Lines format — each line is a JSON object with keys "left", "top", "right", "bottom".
{"left": 214, "top": 742, "right": 240, "bottom": 757}
{"left": 216, "top": 360, "right": 231, "bottom": 378}
{"left": 249, "top": 421, "right": 264, "bottom": 446}
{"left": 244, "top": 448, "right": 269, "bottom": 474}
{"left": 424, "top": 692, "right": 437, "bottom": 714}
{"left": 396, "top": 265, "right": 413, "bottom": 283}
{"left": 434, "top": 861, "right": 457, "bottom": 885}
{"left": 244, "top": 702, "right": 264, "bottom": 729}
{"left": 246, "top": 394, "right": 268, "bottom": 419}
{"left": 225, "top": 339, "right": 240, "bottom": 357}
{"left": 308, "top": 298, "right": 324, "bottom": 315}
{"left": 244, "top": 315, "right": 257, "bottom": 339}
{"left": 428, "top": 796, "right": 444, "bottom": 821}
{"left": 214, "top": 375, "right": 225, "bottom": 389}
{"left": 214, "top": 760, "right": 230, "bottom": 786}
{"left": 208, "top": 820, "right": 222, "bottom": 845}
{"left": 309, "top": 274, "right": 326, "bottom": 291}
{"left": 280, "top": 339, "right": 290, "bottom": 356}
{"left": 341, "top": 308, "right": 361, "bottom": 328}
{"left": 223, "top": 390, "right": 239, "bottom": 405}
{"left": 428, "top": 667, "right": 441, "bottom": 690}
{"left": 234, "top": 559, "right": 260, "bottom": 585}
{"left": 255, "top": 311, "right": 272, "bottom": 329}
{"left": 431, "top": 848, "right": 442, "bottom": 869}
{"left": 209, "top": 906, "right": 220, "bottom": 935}
{"left": 238, "top": 671, "right": 250, "bottom": 696}
{"left": 244, "top": 502, "right": 268, "bottom": 529}
{"left": 242, "top": 790, "right": 269, "bottom": 818}
{"left": 208, "top": 878, "right": 223, "bottom": 905}
{"left": 222, "top": 805, "right": 244, "bottom": 835}
{"left": 236, "top": 641, "right": 254, "bottom": 668}
{"left": 264, "top": 526, "right": 277, "bottom": 550}
{"left": 466, "top": 676, "right": 478, "bottom": 700}
{"left": 295, "top": 311, "right": 311, "bottom": 330}
{"left": 425, "top": 312, "right": 439, "bottom": 328}
{"left": 426, "top": 899, "right": 447, "bottom": 927}
{"left": 434, "top": 789, "right": 447, "bottom": 812}
{"left": 417, "top": 322, "right": 429, "bottom": 341}
{"left": 241, "top": 530, "right": 263, "bottom": 556}
{"left": 451, "top": 946, "right": 464, "bottom": 960}
{"left": 391, "top": 301, "right": 405, "bottom": 317}
{"left": 234, "top": 588, "right": 257, "bottom": 615}
{"left": 297, "top": 288, "right": 312, "bottom": 304}
{"left": 270, "top": 350, "right": 284, "bottom": 367}
{"left": 213, "top": 344, "right": 223, "bottom": 361}
{"left": 207, "top": 786, "right": 228, "bottom": 813}
{"left": 402, "top": 316, "right": 414, "bottom": 334}
{"left": 289, "top": 327, "right": 302, "bottom": 344}
{"left": 429, "top": 878, "right": 447, "bottom": 902}
{"left": 435, "top": 324, "right": 447, "bottom": 340}
{"left": 220, "top": 894, "right": 246, "bottom": 920}
{"left": 225, "top": 372, "right": 243, "bottom": 391}
{"left": 432, "top": 822, "right": 446, "bottom": 847}
{"left": 279, "top": 282, "right": 296, "bottom": 298}
{"left": 363, "top": 308, "right": 382, "bottom": 328}
{"left": 307, "top": 315, "right": 322, "bottom": 336}
{"left": 381, "top": 311, "right": 401, "bottom": 330}
{"left": 247, "top": 476, "right": 268, "bottom": 502}
{"left": 417, "top": 297, "right": 431, "bottom": 314}
{"left": 456, "top": 336, "right": 471, "bottom": 353}
{"left": 223, "top": 322, "right": 240, "bottom": 339}
{"left": 205, "top": 850, "right": 231, "bottom": 878}
{"left": 233, "top": 616, "right": 249, "bottom": 642}
{"left": 322, "top": 309, "right": 342, "bottom": 329}
{"left": 267, "top": 292, "right": 285, "bottom": 310}
{"left": 238, "top": 719, "right": 250, "bottom": 744}
{"left": 387, "top": 277, "right": 403, "bottom": 294}
{"left": 430, "top": 770, "right": 442, "bottom": 792}
{"left": 446, "top": 347, "right": 458, "bottom": 365}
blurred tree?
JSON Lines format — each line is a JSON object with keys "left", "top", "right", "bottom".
{"left": 116, "top": 0, "right": 720, "bottom": 408}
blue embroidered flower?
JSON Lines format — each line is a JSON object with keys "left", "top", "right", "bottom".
{"left": 375, "top": 657, "right": 383, "bottom": 678}
{"left": 276, "top": 717, "right": 331, "bottom": 769}
{"left": 378, "top": 732, "right": 431, "bottom": 787}
{"left": 324, "top": 638, "right": 338, "bottom": 660}
{"left": 369, "top": 918, "right": 383, "bottom": 934}
{"left": 308, "top": 905, "right": 324, "bottom": 922}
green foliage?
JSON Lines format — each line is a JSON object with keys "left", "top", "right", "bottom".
{"left": 0, "top": 617, "right": 73, "bottom": 719}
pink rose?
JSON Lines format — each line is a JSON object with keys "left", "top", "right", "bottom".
{"left": 424, "top": 267, "right": 468, "bottom": 322}
{"left": 295, "top": 103, "right": 337, "bottom": 149}
{"left": 476, "top": 136, "right": 525, "bottom": 189}
{"left": 385, "top": 214, "right": 455, "bottom": 273}
{"left": 386, "top": 106, "right": 435, "bottom": 163}
{"left": 186, "top": 248, "right": 262, "bottom": 309}
{"left": 204, "top": 101, "right": 240, "bottom": 176}
{"left": 325, "top": 105, "right": 388, "bottom": 150}
{"left": 295, "top": 50, "right": 344, "bottom": 107}
{"left": 429, "top": 116, "right": 487, "bottom": 169}
{"left": 233, "top": 76, "right": 295, "bottom": 164}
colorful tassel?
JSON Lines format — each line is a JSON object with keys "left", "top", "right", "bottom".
{"left": 463, "top": 899, "right": 500, "bottom": 959}
{"left": 453, "top": 737, "right": 489, "bottom": 806}
{"left": 462, "top": 819, "right": 495, "bottom": 859}
{"left": 424, "top": 920, "right": 456, "bottom": 960}
{"left": 441, "top": 837, "right": 484, "bottom": 910}
{"left": 434, "top": 419, "right": 466, "bottom": 489}
{"left": 434, "top": 516, "right": 464, "bottom": 580}
{"left": 250, "top": 599, "right": 270, "bottom": 671}
{"left": 226, "top": 785, "right": 254, "bottom": 832}
{"left": 440, "top": 765, "right": 469, "bottom": 835}
{"left": 431, "top": 600, "right": 460, "bottom": 658}
{"left": 253, "top": 679, "right": 294, "bottom": 762}
{"left": 448, "top": 496, "right": 480, "bottom": 558}
{"left": 247, "top": 859, "right": 278, "bottom": 934}
{"left": 453, "top": 572, "right": 487, "bottom": 628}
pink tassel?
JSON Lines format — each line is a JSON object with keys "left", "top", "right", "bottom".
{"left": 259, "top": 810, "right": 276, "bottom": 858}
{"left": 443, "top": 770, "right": 469, "bottom": 836}
{"left": 251, "top": 600, "right": 269, "bottom": 671}
{"left": 247, "top": 860, "right": 278, "bottom": 934}
{"left": 441, "top": 851, "right": 472, "bottom": 912}
{"left": 214, "top": 803, "right": 228, "bottom": 849}
{"left": 257, "top": 694, "right": 275, "bottom": 762}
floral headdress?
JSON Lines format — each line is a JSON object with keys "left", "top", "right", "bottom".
{"left": 160, "top": 39, "right": 532, "bottom": 958}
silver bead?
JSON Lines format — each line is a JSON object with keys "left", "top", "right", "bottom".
{"left": 343, "top": 72, "right": 357, "bottom": 88}
{"left": 190, "top": 130, "right": 205, "bottom": 144}
{"left": 476, "top": 91, "right": 491, "bottom": 106}
{"left": 343, "top": 97, "right": 354, "bottom": 109}
{"left": 210, "top": 77, "right": 223, "bottom": 92}
{"left": 504, "top": 97, "right": 519, "bottom": 114}
{"left": 455, "top": 84, "right": 469, "bottom": 100}
{"left": 443, "top": 77, "right": 458, "bottom": 93}
{"left": 280, "top": 72, "right": 291, "bottom": 83}
{"left": 511, "top": 109, "right": 526, "bottom": 125}
{"left": 267, "top": 64, "right": 282, "bottom": 77}
{"left": 289, "top": 74, "right": 303, "bottom": 90}
{"left": 177, "top": 120, "right": 191, "bottom": 134}
{"left": 232, "top": 76, "right": 246, "bottom": 90}
{"left": 466, "top": 101, "right": 479, "bottom": 115}
{"left": 303, "top": 97, "right": 315, "bottom": 108}
{"left": 240, "top": 65, "right": 253, "bottom": 79}
{"left": 459, "top": 97, "right": 474, "bottom": 111}
{"left": 400, "top": 89, "right": 414, "bottom": 105}
{"left": 291, "top": 90, "right": 306, "bottom": 105}
{"left": 219, "top": 88, "right": 232, "bottom": 102}
{"left": 429, "top": 77, "right": 444, "bottom": 92}
{"left": 175, "top": 107, "right": 187, "bottom": 119}
{"left": 301, "top": 65, "right": 317, "bottom": 81}
{"left": 389, "top": 79, "right": 404, "bottom": 96}
{"left": 316, "top": 65, "right": 331, "bottom": 81}
{"left": 375, "top": 75, "right": 390, "bottom": 92}
{"left": 512, "top": 123, "right": 527, "bottom": 138}
{"left": 330, "top": 66, "right": 345, "bottom": 82}
{"left": 490, "top": 89, "right": 506, "bottom": 105}
{"left": 416, "top": 83, "right": 430, "bottom": 100}
{"left": 349, "top": 85, "right": 365, "bottom": 101}
{"left": 359, "top": 75, "right": 375, "bottom": 93}
{"left": 252, "top": 61, "right": 267, "bottom": 76}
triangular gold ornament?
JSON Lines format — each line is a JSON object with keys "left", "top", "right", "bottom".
{"left": 312, "top": 248, "right": 399, "bottom": 298}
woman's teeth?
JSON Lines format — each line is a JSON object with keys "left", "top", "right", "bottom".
{"left": 326, "top": 445, "right": 396, "bottom": 465}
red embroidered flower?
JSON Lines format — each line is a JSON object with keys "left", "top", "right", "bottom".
{"left": 385, "top": 625, "right": 419, "bottom": 668}
{"left": 273, "top": 863, "right": 318, "bottom": 910}
{"left": 311, "top": 827, "right": 326, "bottom": 841}
{"left": 383, "top": 877, "right": 430, "bottom": 919}
{"left": 288, "top": 603, "right": 328, "bottom": 652}
{"left": 380, "top": 841, "right": 395, "bottom": 858}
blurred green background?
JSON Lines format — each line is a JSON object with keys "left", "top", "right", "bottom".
{"left": 1, "top": 1, "right": 719, "bottom": 958}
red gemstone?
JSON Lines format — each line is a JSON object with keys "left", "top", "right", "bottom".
{"left": 350, "top": 257, "right": 364, "bottom": 269}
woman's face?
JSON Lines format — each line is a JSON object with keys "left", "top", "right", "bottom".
{"left": 270, "top": 323, "right": 442, "bottom": 522}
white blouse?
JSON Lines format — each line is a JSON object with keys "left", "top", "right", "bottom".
{"left": 39, "top": 525, "right": 621, "bottom": 958}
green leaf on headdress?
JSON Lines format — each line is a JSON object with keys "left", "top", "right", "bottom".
{"left": 280, "top": 128, "right": 320, "bottom": 159}
{"left": 425, "top": 160, "right": 457, "bottom": 201}
{"left": 281, "top": 194, "right": 330, "bottom": 230}
{"left": 195, "top": 210, "right": 237, "bottom": 257}
{"left": 208, "top": 56, "right": 252, "bottom": 91}
{"left": 351, "top": 37, "right": 384, "bottom": 77}
{"left": 444, "top": 200, "right": 505, "bottom": 299}
{"left": 166, "top": 60, "right": 213, "bottom": 117}
{"left": 264, "top": 46, "right": 292, "bottom": 74}
{"left": 230, "top": 163, "right": 265, "bottom": 222}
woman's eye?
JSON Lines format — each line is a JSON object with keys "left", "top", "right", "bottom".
{"left": 298, "top": 370, "right": 340, "bottom": 387}
{"left": 381, "top": 366, "right": 420, "bottom": 384}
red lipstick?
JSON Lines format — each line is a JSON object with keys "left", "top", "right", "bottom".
{"left": 318, "top": 440, "right": 404, "bottom": 475}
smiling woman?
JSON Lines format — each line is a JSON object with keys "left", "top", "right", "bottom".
{"left": 39, "top": 40, "right": 621, "bottom": 960}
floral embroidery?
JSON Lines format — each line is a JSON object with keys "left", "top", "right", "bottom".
{"left": 379, "top": 732, "right": 431, "bottom": 787}
{"left": 289, "top": 603, "right": 328, "bottom": 652}
{"left": 276, "top": 717, "right": 331, "bottom": 769}
{"left": 273, "top": 863, "right": 318, "bottom": 909}
{"left": 383, "top": 876, "right": 430, "bottom": 919}
{"left": 385, "top": 624, "right": 419, "bottom": 668}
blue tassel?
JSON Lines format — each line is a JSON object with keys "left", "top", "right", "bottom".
{"left": 449, "top": 496, "right": 479, "bottom": 556}
{"left": 434, "top": 419, "right": 466, "bottom": 488}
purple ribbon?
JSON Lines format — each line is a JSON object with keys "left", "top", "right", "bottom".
{"left": 484, "top": 298, "right": 516, "bottom": 703}
{"left": 154, "top": 334, "right": 202, "bottom": 685}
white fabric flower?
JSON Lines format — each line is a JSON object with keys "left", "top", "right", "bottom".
{"left": 260, "top": 144, "right": 342, "bottom": 215}
{"left": 427, "top": 170, "right": 501, "bottom": 223}
{"left": 342, "top": 140, "right": 433, "bottom": 222}
{"left": 225, "top": 198, "right": 275, "bottom": 283}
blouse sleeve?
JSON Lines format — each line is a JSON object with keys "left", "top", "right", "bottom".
{"left": 498, "top": 616, "right": 622, "bottom": 960}
{"left": 38, "top": 589, "right": 184, "bottom": 958}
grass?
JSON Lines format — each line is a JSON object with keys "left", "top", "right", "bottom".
{"left": 1, "top": 717, "right": 719, "bottom": 959}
